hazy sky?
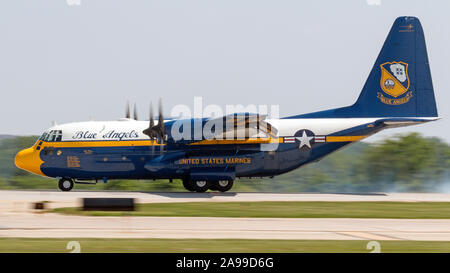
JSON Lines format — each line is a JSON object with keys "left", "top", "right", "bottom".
{"left": 0, "top": 0, "right": 448, "bottom": 142}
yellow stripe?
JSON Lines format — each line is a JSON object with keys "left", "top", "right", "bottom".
{"left": 326, "top": 136, "right": 366, "bottom": 142}
{"left": 41, "top": 138, "right": 285, "bottom": 148}
{"left": 42, "top": 140, "right": 160, "bottom": 148}
{"left": 190, "top": 138, "right": 283, "bottom": 145}
{"left": 40, "top": 136, "right": 365, "bottom": 148}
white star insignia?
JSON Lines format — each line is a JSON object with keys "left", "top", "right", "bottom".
{"left": 296, "top": 131, "right": 314, "bottom": 149}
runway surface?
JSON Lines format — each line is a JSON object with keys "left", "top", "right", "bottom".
{"left": 1, "top": 190, "right": 450, "bottom": 211}
{"left": 0, "top": 190, "right": 449, "bottom": 240}
{"left": 1, "top": 213, "right": 450, "bottom": 241}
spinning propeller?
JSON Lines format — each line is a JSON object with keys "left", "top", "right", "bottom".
{"left": 142, "top": 99, "right": 166, "bottom": 152}
{"left": 125, "top": 102, "right": 139, "bottom": 120}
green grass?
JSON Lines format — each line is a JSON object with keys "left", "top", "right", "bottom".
{"left": 54, "top": 201, "right": 450, "bottom": 219}
{"left": 0, "top": 238, "right": 449, "bottom": 253}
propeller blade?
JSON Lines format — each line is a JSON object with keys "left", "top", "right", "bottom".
{"left": 133, "top": 103, "right": 138, "bottom": 120}
{"left": 142, "top": 99, "right": 166, "bottom": 153}
{"left": 150, "top": 102, "right": 154, "bottom": 129}
{"left": 158, "top": 99, "right": 165, "bottom": 137}
{"left": 125, "top": 101, "right": 131, "bottom": 119}
{"left": 143, "top": 102, "right": 155, "bottom": 139}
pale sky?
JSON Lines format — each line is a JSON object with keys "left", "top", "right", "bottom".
{"left": 0, "top": 0, "right": 448, "bottom": 142}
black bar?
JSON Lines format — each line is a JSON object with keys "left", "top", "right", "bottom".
{"left": 82, "top": 198, "right": 135, "bottom": 211}
{"left": 1, "top": 253, "right": 448, "bottom": 272}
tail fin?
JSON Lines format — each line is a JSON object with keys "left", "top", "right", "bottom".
{"left": 353, "top": 16, "right": 437, "bottom": 117}
{"left": 291, "top": 16, "right": 438, "bottom": 119}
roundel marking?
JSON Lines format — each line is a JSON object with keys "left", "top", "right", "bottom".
{"left": 293, "top": 129, "right": 315, "bottom": 149}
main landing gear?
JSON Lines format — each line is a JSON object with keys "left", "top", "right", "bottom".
{"left": 56, "top": 177, "right": 233, "bottom": 192}
{"left": 182, "top": 178, "right": 234, "bottom": 193}
{"left": 58, "top": 178, "right": 74, "bottom": 192}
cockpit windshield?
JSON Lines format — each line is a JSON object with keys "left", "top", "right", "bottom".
{"left": 39, "top": 130, "right": 62, "bottom": 142}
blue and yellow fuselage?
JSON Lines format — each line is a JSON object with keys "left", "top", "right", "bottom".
{"left": 15, "top": 119, "right": 376, "bottom": 182}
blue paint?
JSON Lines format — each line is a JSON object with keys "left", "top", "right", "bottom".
{"left": 40, "top": 123, "right": 383, "bottom": 181}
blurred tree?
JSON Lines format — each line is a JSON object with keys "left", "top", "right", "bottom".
{"left": 361, "top": 133, "right": 450, "bottom": 191}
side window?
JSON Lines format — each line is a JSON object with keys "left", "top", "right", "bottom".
{"left": 48, "top": 131, "right": 56, "bottom": 142}
{"left": 55, "top": 130, "right": 62, "bottom": 142}
{"left": 46, "top": 131, "right": 53, "bottom": 141}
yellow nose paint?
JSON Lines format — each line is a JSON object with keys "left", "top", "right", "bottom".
{"left": 15, "top": 146, "right": 45, "bottom": 176}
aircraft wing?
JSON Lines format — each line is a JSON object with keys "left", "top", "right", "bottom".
{"left": 204, "top": 113, "right": 278, "bottom": 139}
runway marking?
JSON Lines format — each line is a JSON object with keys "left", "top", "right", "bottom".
{"left": 337, "top": 232, "right": 401, "bottom": 241}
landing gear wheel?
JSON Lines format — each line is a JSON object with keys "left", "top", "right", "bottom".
{"left": 182, "top": 178, "right": 195, "bottom": 192}
{"left": 216, "top": 180, "right": 233, "bottom": 192}
{"left": 58, "top": 178, "right": 74, "bottom": 192}
{"left": 192, "top": 180, "right": 209, "bottom": 193}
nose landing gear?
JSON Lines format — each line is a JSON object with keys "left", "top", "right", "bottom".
{"left": 58, "top": 178, "right": 74, "bottom": 192}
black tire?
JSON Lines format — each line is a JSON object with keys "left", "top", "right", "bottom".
{"left": 182, "top": 178, "right": 195, "bottom": 192}
{"left": 192, "top": 180, "right": 209, "bottom": 193}
{"left": 216, "top": 180, "right": 233, "bottom": 192}
{"left": 58, "top": 178, "right": 74, "bottom": 192}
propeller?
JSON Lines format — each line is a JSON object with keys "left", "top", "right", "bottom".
{"left": 133, "top": 103, "right": 138, "bottom": 120}
{"left": 143, "top": 99, "right": 166, "bottom": 153}
{"left": 125, "top": 101, "right": 131, "bottom": 119}
{"left": 125, "top": 102, "right": 139, "bottom": 120}
{"left": 157, "top": 99, "right": 165, "bottom": 143}
{"left": 150, "top": 102, "right": 154, "bottom": 128}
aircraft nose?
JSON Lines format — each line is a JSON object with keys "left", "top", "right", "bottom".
{"left": 15, "top": 147, "right": 44, "bottom": 176}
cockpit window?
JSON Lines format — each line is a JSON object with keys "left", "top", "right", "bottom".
{"left": 39, "top": 130, "right": 62, "bottom": 142}
{"left": 39, "top": 132, "right": 48, "bottom": 141}
{"left": 54, "top": 130, "right": 62, "bottom": 141}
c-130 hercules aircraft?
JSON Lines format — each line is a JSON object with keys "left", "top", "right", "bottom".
{"left": 15, "top": 17, "right": 439, "bottom": 192}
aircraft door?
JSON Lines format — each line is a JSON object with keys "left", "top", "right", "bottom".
{"left": 263, "top": 151, "right": 279, "bottom": 171}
